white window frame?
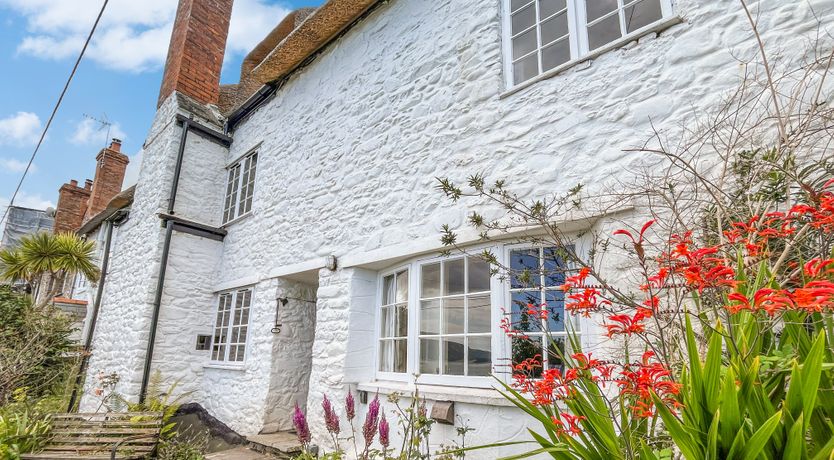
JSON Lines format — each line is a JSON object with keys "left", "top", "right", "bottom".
{"left": 222, "top": 150, "right": 258, "bottom": 224}
{"left": 375, "top": 265, "right": 412, "bottom": 383}
{"left": 372, "top": 240, "right": 593, "bottom": 389}
{"left": 210, "top": 287, "right": 254, "bottom": 364}
{"left": 503, "top": 243, "right": 582, "bottom": 375}
{"left": 501, "top": 0, "right": 676, "bottom": 89}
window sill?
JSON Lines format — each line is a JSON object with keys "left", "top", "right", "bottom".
{"left": 500, "top": 15, "right": 683, "bottom": 99}
{"left": 356, "top": 381, "right": 515, "bottom": 407}
{"left": 221, "top": 211, "right": 253, "bottom": 228}
{"left": 203, "top": 362, "right": 247, "bottom": 371}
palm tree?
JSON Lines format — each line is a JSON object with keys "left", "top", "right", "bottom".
{"left": 0, "top": 232, "right": 100, "bottom": 309}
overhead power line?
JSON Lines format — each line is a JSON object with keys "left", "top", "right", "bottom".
{"left": 0, "top": 0, "right": 110, "bottom": 227}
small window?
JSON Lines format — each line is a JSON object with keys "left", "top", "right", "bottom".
{"left": 505, "top": 0, "right": 671, "bottom": 86}
{"left": 508, "top": 247, "right": 572, "bottom": 376}
{"left": 223, "top": 152, "right": 258, "bottom": 223}
{"left": 418, "top": 257, "right": 493, "bottom": 377}
{"left": 211, "top": 288, "right": 252, "bottom": 363}
{"left": 379, "top": 269, "right": 409, "bottom": 373}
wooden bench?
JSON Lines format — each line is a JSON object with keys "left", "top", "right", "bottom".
{"left": 21, "top": 411, "right": 164, "bottom": 460}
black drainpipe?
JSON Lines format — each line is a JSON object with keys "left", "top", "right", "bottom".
{"left": 139, "top": 119, "right": 190, "bottom": 404}
{"left": 67, "top": 217, "right": 115, "bottom": 412}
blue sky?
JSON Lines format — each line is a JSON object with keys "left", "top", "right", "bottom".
{"left": 0, "top": 0, "right": 320, "bottom": 212}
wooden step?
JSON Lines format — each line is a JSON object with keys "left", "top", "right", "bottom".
{"left": 51, "top": 427, "right": 160, "bottom": 436}
{"left": 49, "top": 437, "right": 156, "bottom": 445}
{"left": 22, "top": 454, "right": 146, "bottom": 460}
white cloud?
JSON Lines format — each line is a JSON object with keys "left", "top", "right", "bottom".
{"left": 3, "top": 0, "right": 292, "bottom": 73}
{"left": 0, "top": 191, "right": 54, "bottom": 211}
{"left": 0, "top": 112, "right": 41, "bottom": 146}
{"left": 0, "top": 158, "right": 36, "bottom": 174}
{"left": 70, "top": 118, "right": 127, "bottom": 146}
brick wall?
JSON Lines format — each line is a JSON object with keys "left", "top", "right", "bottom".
{"left": 54, "top": 180, "right": 91, "bottom": 234}
{"left": 157, "top": 0, "right": 234, "bottom": 108}
{"left": 85, "top": 139, "right": 129, "bottom": 221}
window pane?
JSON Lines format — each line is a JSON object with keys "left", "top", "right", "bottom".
{"left": 511, "top": 291, "right": 541, "bottom": 332}
{"left": 395, "top": 270, "right": 408, "bottom": 303}
{"left": 543, "top": 247, "right": 568, "bottom": 287}
{"left": 468, "top": 294, "right": 491, "bottom": 333}
{"left": 393, "top": 339, "right": 407, "bottom": 373}
{"left": 420, "top": 299, "right": 440, "bottom": 335}
{"left": 547, "top": 336, "right": 566, "bottom": 370}
{"left": 420, "top": 339, "right": 440, "bottom": 374}
{"left": 513, "top": 335, "right": 543, "bottom": 378}
{"left": 468, "top": 336, "right": 492, "bottom": 376}
{"left": 444, "top": 259, "right": 465, "bottom": 295}
{"left": 444, "top": 337, "right": 465, "bottom": 375}
{"left": 513, "top": 54, "right": 539, "bottom": 85}
{"left": 510, "top": 249, "right": 541, "bottom": 288}
{"left": 443, "top": 297, "right": 465, "bottom": 334}
{"left": 542, "top": 38, "right": 571, "bottom": 71}
{"left": 588, "top": 12, "right": 622, "bottom": 50}
{"left": 421, "top": 263, "right": 441, "bottom": 298}
{"left": 585, "top": 0, "right": 619, "bottom": 23}
{"left": 539, "top": 0, "right": 566, "bottom": 18}
{"left": 235, "top": 346, "right": 245, "bottom": 362}
{"left": 512, "top": 28, "right": 538, "bottom": 60}
{"left": 511, "top": 3, "right": 536, "bottom": 35}
{"left": 379, "top": 341, "right": 392, "bottom": 372}
{"left": 382, "top": 274, "right": 395, "bottom": 305}
{"left": 511, "top": 0, "right": 533, "bottom": 13}
{"left": 540, "top": 12, "right": 568, "bottom": 46}
{"left": 395, "top": 304, "right": 408, "bottom": 337}
{"left": 624, "top": 0, "right": 662, "bottom": 33}
{"left": 468, "top": 257, "right": 491, "bottom": 293}
{"left": 380, "top": 306, "right": 393, "bottom": 337}
{"left": 545, "top": 290, "right": 565, "bottom": 332}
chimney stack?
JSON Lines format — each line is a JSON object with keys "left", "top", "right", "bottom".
{"left": 84, "top": 141, "right": 130, "bottom": 221}
{"left": 157, "top": 0, "right": 235, "bottom": 108}
{"left": 54, "top": 181, "right": 91, "bottom": 234}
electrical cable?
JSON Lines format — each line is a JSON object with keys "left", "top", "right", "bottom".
{"left": 0, "top": 0, "right": 109, "bottom": 227}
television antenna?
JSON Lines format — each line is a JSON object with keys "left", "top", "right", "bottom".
{"left": 82, "top": 113, "right": 112, "bottom": 147}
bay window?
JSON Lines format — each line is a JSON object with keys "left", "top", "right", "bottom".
{"left": 505, "top": 0, "right": 674, "bottom": 86}
{"left": 375, "top": 244, "right": 580, "bottom": 387}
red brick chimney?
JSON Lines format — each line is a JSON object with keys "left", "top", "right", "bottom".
{"left": 157, "top": 0, "right": 235, "bottom": 108}
{"left": 84, "top": 139, "right": 130, "bottom": 221}
{"left": 54, "top": 180, "right": 92, "bottom": 234}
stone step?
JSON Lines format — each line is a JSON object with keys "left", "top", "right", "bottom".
{"left": 205, "top": 447, "right": 274, "bottom": 460}
{"left": 246, "top": 432, "right": 314, "bottom": 459}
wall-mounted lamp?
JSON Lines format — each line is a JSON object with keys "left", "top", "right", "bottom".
{"left": 272, "top": 298, "right": 288, "bottom": 334}
{"left": 325, "top": 255, "right": 338, "bottom": 271}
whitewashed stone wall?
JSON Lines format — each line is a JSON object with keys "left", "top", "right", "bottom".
{"left": 84, "top": 0, "right": 834, "bottom": 455}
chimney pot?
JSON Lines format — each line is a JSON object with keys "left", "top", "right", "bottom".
{"left": 69, "top": 179, "right": 78, "bottom": 187}
{"left": 84, "top": 179, "right": 93, "bottom": 190}
{"left": 110, "top": 138, "right": 122, "bottom": 152}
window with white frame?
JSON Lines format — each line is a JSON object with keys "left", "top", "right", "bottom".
{"left": 419, "top": 257, "right": 492, "bottom": 377}
{"left": 211, "top": 288, "right": 252, "bottom": 363}
{"left": 223, "top": 152, "right": 258, "bottom": 223}
{"left": 506, "top": 0, "right": 672, "bottom": 86}
{"left": 374, "top": 245, "right": 578, "bottom": 387}
{"left": 508, "top": 247, "right": 571, "bottom": 378}
{"left": 379, "top": 269, "right": 409, "bottom": 373}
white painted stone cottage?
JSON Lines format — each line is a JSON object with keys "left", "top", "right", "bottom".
{"left": 78, "top": 0, "right": 834, "bottom": 455}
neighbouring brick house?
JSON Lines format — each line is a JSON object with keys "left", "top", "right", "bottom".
{"left": 74, "top": 0, "right": 834, "bottom": 456}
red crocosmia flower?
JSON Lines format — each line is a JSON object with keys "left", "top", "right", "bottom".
{"left": 614, "top": 220, "right": 655, "bottom": 245}
{"left": 726, "top": 292, "right": 751, "bottom": 313}
{"left": 804, "top": 258, "right": 834, "bottom": 279}
{"left": 792, "top": 280, "right": 834, "bottom": 312}
{"left": 726, "top": 289, "right": 794, "bottom": 315}
{"left": 566, "top": 287, "right": 610, "bottom": 317}
{"left": 605, "top": 312, "right": 647, "bottom": 337}
{"left": 616, "top": 351, "right": 681, "bottom": 418}
{"left": 562, "top": 267, "right": 592, "bottom": 293}
{"left": 642, "top": 268, "right": 670, "bottom": 291}
{"left": 560, "top": 413, "right": 586, "bottom": 436}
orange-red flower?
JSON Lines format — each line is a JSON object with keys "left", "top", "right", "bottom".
{"left": 605, "top": 312, "right": 648, "bottom": 337}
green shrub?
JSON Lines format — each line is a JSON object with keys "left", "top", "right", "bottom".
{"left": 0, "top": 410, "right": 51, "bottom": 460}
